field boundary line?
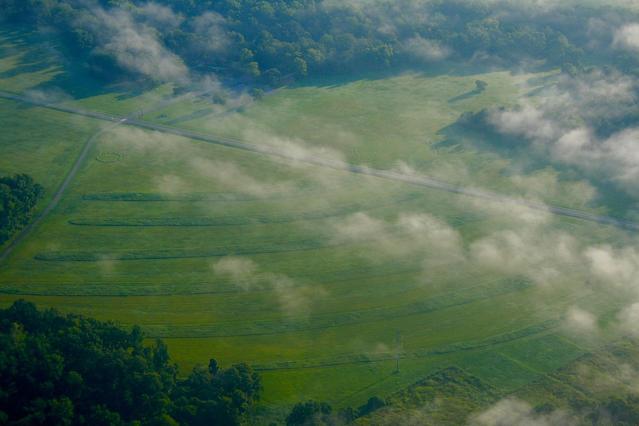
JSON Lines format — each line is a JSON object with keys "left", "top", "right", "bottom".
{"left": 0, "top": 90, "right": 212, "bottom": 263}
{"left": 0, "top": 124, "right": 116, "bottom": 263}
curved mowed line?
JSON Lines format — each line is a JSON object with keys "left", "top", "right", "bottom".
{"left": 70, "top": 191, "right": 427, "bottom": 227}
{"left": 250, "top": 320, "right": 559, "bottom": 371}
{"left": 37, "top": 191, "right": 460, "bottom": 261}
{"left": 81, "top": 191, "right": 316, "bottom": 202}
{"left": 137, "top": 278, "right": 532, "bottom": 338}
{"left": 0, "top": 263, "right": 425, "bottom": 296}
{"left": 68, "top": 203, "right": 483, "bottom": 228}
{"left": 33, "top": 240, "right": 346, "bottom": 261}
{"left": 0, "top": 277, "right": 531, "bottom": 338}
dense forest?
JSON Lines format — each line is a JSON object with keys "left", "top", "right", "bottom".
{"left": 2, "top": 0, "right": 638, "bottom": 87}
{"left": 0, "top": 300, "right": 261, "bottom": 425}
{"left": 0, "top": 301, "right": 386, "bottom": 425}
{"left": 0, "top": 174, "right": 43, "bottom": 245}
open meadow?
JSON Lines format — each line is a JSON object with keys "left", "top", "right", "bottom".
{"left": 0, "top": 26, "right": 635, "bottom": 420}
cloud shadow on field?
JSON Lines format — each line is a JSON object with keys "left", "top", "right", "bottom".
{"left": 0, "top": 29, "right": 60, "bottom": 78}
{"left": 447, "top": 87, "right": 483, "bottom": 103}
{"left": 288, "top": 55, "right": 558, "bottom": 90}
{"left": 434, "top": 109, "right": 639, "bottom": 221}
{"left": 0, "top": 26, "right": 164, "bottom": 102}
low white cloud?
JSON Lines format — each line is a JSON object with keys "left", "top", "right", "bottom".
{"left": 332, "top": 212, "right": 386, "bottom": 243}
{"left": 613, "top": 23, "right": 639, "bottom": 52}
{"left": 488, "top": 70, "right": 639, "bottom": 197}
{"left": 469, "top": 229, "right": 576, "bottom": 287}
{"left": 470, "top": 398, "right": 577, "bottom": 426}
{"left": 584, "top": 245, "right": 639, "bottom": 290}
{"left": 490, "top": 104, "right": 558, "bottom": 143}
{"left": 403, "top": 36, "right": 451, "bottom": 62}
{"left": 242, "top": 128, "right": 347, "bottom": 169}
{"left": 270, "top": 275, "right": 327, "bottom": 318}
{"left": 76, "top": 5, "right": 188, "bottom": 82}
{"left": 331, "top": 212, "right": 464, "bottom": 268}
{"left": 618, "top": 303, "right": 639, "bottom": 337}
{"left": 212, "top": 257, "right": 326, "bottom": 317}
{"left": 137, "top": 3, "right": 184, "bottom": 29}
{"left": 213, "top": 257, "right": 259, "bottom": 291}
{"left": 190, "top": 12, "right": 231, "bottom": 55}
{"left": 191, "top": 158, "right": 294, "bottom": 197}
{"left": 564, "top": 306, "right": 599, "bottom": 336}
{"left": 24, "top": 87, "right": 72, "bottom": 104}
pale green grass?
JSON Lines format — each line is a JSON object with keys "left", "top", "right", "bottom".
{"left": 0, "top": 28, "right": 634, "bottom": 418}
{"left": 0, "top": 28, "right": 63, "bottom": 92}
{"left": 61, "top": 83, "right": 177, "bottom": 116}
{"left": 0, "top": 98, "right": 101, "bottom": 210}
{"left": 142, "top": 70, "right": 604, "bottom": 214}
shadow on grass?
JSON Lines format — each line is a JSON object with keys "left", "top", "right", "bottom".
{"left": 0, "top": 26, "right": 162, "bottom": 102}
{"left": 435, "top": 110, "right": 639, "bottom": 220}
{"left": 289, "top": 58, "right": 557, "bottom": 91}
{"left": 448, "top": 88, "right": 483, "bottom": 103}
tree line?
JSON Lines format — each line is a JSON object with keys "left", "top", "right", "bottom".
{"left": 2, "top": 0, "right": 637, "bottom": 88}
{"left": 0, "top": 300, "right": 260, "bottom": 425}
{"left": 0, "top": 300, "right": 386, "bottom": 425}
{"left": 0, "top": 174, "right": 44, "bottom": 245}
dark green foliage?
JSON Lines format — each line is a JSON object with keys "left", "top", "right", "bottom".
{"left": 0, "top": 174, "right": 43, "bottom": 245}
{"left": 0, "top": 300, "right": 261, "bottom": 425}
{"left": 356, "top": 396, "right": 386, "bottom": 417}
{"left": 285, "top": 398, "right": 384, "bottom": 425}
{"left": 2, "top": 0, "right": 635, "bottom": 86}
{"left": 475, "top": 80, "right": 488, "bottom": 92}
{"left": 172, "top": 363, "right": 261, "bottom": 426}
{"left": 597, "top": 397, "right": 639, "bottom": 425}
{"left": 509, "top": 340, "right": 639, "bottom": 426}
{"left": 286, "top": 401, "right": 334, "bottom": 426}
{"left": 359, "top": 367, "right": 499, "bottom": 424}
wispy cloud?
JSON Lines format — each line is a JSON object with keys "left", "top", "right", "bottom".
{"left": 469, "top": 398, "right": 577, "bottom": 426}
{"left": 403, "top": 36, "right": 450, "bottom": 62}
{"left": 613, "top": 23, "right": 639, "bottom": 52}
{"left": 191, "top": 158, "right": 295, "bottom": 197}
{"left": 488, "top": 70, "right": 639, "bottom": 197}
{"left": 76, "top": 5, "right": 189, "bottom": 82}
{"left": 564, "top": 306, "right": 599, "bottom": 336}
{"left": 212, "top": 257, "right": 326, "bottom": 317}
{"left": 330, "top": 211, "right": 465, "bottom": 270}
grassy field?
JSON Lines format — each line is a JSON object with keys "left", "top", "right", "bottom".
{"left": 142, "top": 69, "right": 603, "bottom": 214}
{"left": 359, "top": 338, "right": 639, "bottom": 424}
{"left": 0, "top": 27, "right": 635, "bottom": 420}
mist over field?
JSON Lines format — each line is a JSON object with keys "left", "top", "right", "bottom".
{"left": 2, "top": 0, "right": 639, "bottom": 425}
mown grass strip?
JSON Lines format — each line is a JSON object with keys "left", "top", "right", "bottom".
{"left": 251, "top": 321, "right": 559, "bottom": 371}
{"left": 413, "top": 320, "right": 559, "bottom": 356}
{"left": 0, "top": 261, "right": 425, "bottom": 296}
{"left": 69, "top": 209, "right": 372, "bottom": 227}
{"left": 69, "top": 197, "right": 481, "bottom": 228}
{"left": 140, "top": 278, "right": 533, "bottom": 338}
{"left": 34, "top": 239, "right": 338, "bottom": 261}
{"left": 82, "top": 192, "right": 292, "bottom": 202}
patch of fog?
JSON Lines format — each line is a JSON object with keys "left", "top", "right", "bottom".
{"left": 77, "top": 6, "right": 189, "bottom": 83}
{"left": 212, "top": 257, "right": 326, "bottom": 318}
{"left": 191, "top": 158, "right": 295, "bottom": 197}
{"left": 469, "top": 398, "right": 578, "bottom": 426}
{"left": 488, "top": 70, "right": 639, "bottom": 198}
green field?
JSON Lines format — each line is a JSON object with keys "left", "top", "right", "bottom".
{"left": 0, "top": 27, "right": 633, "bottom": 420}
{"left": 358, "top": 338, "right": 639, "bottom": 424}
